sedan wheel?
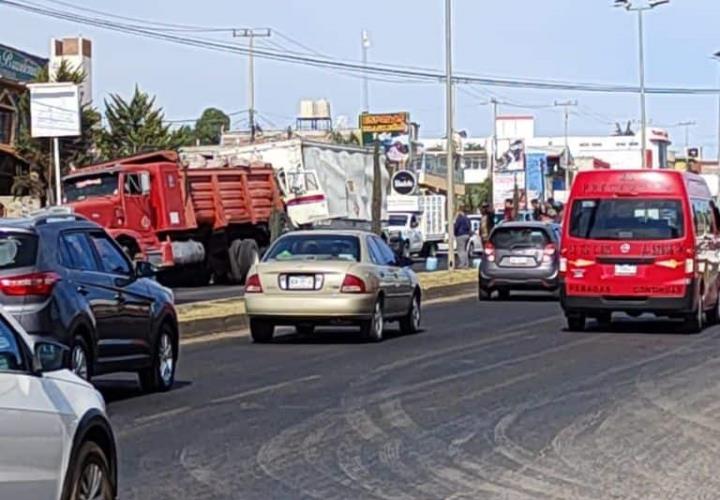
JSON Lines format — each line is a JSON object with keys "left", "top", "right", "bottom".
{"left": 400, "top": 294, "right": 421, "bottom": 335}
{"left": 362, "top": 300, "right": 384, "bottom": 342}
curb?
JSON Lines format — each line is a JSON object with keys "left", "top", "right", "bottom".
{"left": 178, "top": 271, "right": 478, "bottom": 341}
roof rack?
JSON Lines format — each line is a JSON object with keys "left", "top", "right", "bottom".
{"left": 30, "top": 206, "right": 88, "bottom": 225}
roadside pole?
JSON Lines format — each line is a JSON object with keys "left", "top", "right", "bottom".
{"left": 53, "top": 137, "right": 61, "bottom": 205}
{"left": 490, "top": 98, "right": 498, "bottom": 206}
{"left": 445, "top": 0, "right": 456, "bottom": 271}
{"left": 371, "top": 138, "right": 382, "bottom": 235}
{"left": 554, "top": 100, "right": 577, "bottom": 193}
{"left": 232, "top": 28, "right": 271, "bottom": 143}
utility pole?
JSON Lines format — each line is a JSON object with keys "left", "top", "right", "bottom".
{"left": 615, "top": 0, "right": 670, "bottom": 168}
{"left": 233, "top": 28, "right": 271, "bottom": 143}
{"left": 554, "top": 100, "right": 578, "bottom": 192}
{"left": 677, "top": 120, "right": 696, "bottom": 149}
{"left": 361, "top": 30, "right": 370, "bottom": 113}
{"left": 490, "top": 98, "right": 499, "bottom": 206}
{"left": 444, "top": 0, "right": 455, "bottom": 271}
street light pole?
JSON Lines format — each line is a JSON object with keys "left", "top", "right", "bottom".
{"left": 615, "top": 0, "right": 669, "bottom": 169}
{"left": 233, "top": 28, "right": 271, "bottom": 143}
{"left": 445, "top": 0, "right": 455, "bottom": 271}
{"left": 361, "top": 30, "right": 370, "bottom": 113}
{"left": 554, "top": 100, "right": 578, "bottom": 191}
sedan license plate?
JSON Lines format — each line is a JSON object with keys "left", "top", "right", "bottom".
{"left": 288, "top": 275, "right": 315, "bottom": 290}
{"left": 615, "top": 264, "right": 637, "bottom": 276}
{"left": 507, "top": 256, "right": 531, "bottom": 266}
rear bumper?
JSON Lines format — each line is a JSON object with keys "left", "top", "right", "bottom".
{"left": 480, "top": 267, "right": 559, "bottom": 290}
{"left": 560, "top": 280, "right": 697, "bottom": 315}
{"left": 245, "top": 293, "right": 377, "bottom": 322}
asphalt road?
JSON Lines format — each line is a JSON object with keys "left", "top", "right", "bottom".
{"left": 99, "top": 293, "right": 720, "bottom": 499}
{"left": 172, "top": 256, "right": 451, "bottom": 304}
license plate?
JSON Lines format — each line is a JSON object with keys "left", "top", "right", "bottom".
{"left": 508, "top": 256, "right": 531, "bottom": 266}
{"left": 615, "top": 264, "right": 637, "bottom": 276}
{"left": 288, "top": 275, "right": 315, "bottom": 290}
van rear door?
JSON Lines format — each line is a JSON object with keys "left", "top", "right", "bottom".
{"left": 563, "top": 198, "right": 689, "bottom": 297}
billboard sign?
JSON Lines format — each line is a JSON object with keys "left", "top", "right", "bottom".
{"left": 359, "top": 112, "right": 409, "bottom": 134}
{"left": 525, "top": 152, "right": 546, "bottom": 203}
{"left": 28, "top": 83, "right": 80, "bottom": 137}
{"left": 391, "top": 170, "right": 417, "bottom": 195}
{"left": 0, "top": 44, "right": 46, "bottom": 83}
{"left": 493, "top": 171, "right": 525, "bottom": 212}
{"left": 496, "top": 139, "right": 525, "bottom": 172}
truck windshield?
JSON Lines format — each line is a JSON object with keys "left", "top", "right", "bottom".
{"left": 569, "top": 199, "right": 684, "bottom": 240}
{"left": 388, "top": 215, "right": 408, "bottom": 226}
{"left": 265, "top": 234, "right": 360, "bottom": 262}
{"left": 64, "top": 173, "right": 119, "bottom": 202}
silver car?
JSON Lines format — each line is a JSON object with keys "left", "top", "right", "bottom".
{"left": 0, "top": 307, "right": 117, "bottom": 499}
{"left": 244, "top": 230, "right": 422, "bottom": 342}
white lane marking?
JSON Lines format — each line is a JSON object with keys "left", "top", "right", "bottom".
{"left": 210, "top": 374, "right": 321, "bottom": 405}
{"left": 133, "top": 405, "right": 192, "bottom": 425}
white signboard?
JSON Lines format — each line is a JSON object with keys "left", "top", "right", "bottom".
{"left": 493, "top": 171, "right": 525, "bottom": 211}
{"left": 28, "top": 83, "right": 80, "bottom": 138}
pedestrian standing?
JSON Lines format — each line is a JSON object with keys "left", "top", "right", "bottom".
{"left": 480, "top": 202, "right": 495, "bottom": 241}
{"left": 454, "top": 207, "right": 471, "bottom": 269}
{"left": 530, "top": 199, "right": 542, "bottom": 221}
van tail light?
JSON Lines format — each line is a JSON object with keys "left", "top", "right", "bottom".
{"left": 484, "top": 243, "right": 496, "bottom": 262}
{"left": 685, "top": 258, "right": 695, "bottom": 275}
{"left": 341, "top": 274, "right": 366, "bottom": 293}
{"left": 245, "top": 274, "right": 263, "bottom": 293}
{"left": 0, "top": 272, "right": 60, "bottom": 297}
{"left": 542, "top": 244, "right": 557, "bottom": 263}
{"left": 655, "top": 259, "right": 682, "bottom": 270}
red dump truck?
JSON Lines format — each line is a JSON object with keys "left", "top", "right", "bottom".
{"left": 62, "top": 150, "right": 281, "bottom": 285}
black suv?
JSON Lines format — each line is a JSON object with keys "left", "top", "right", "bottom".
{"left": 0, "top": 209, "right": 178, "bottom": 392}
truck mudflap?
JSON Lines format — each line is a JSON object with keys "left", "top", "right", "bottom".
{"left": 560, "top": 279, "right": 697, "bottom": 315}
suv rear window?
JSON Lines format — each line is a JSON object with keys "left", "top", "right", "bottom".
{"left": 0, "top": 233, "right": 37, "bottom": 270}
{"left": 491, "top": 227, "right": 550, "bottom": 249}
{"left": 569, "top": 199, "right": 684, "bottom": 240}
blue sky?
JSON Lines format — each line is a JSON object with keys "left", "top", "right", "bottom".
{"left": 4, "top": 0, "right": 720, "bottom": 154}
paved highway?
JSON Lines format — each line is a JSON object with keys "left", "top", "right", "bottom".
{"left": 172, "top": 256, "right": 451, "bottom": 304}
{"left": 100, "top": 294, "right": 720, "bottom": 499}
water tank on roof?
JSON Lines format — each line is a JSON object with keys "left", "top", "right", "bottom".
{"left": 314, "top": 99, "right": 331, "bottom": 120}
{"left": 299, "top": 100, "right": 315, "bottom": 119}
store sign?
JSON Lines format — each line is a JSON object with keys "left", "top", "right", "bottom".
{"left": 391, "top": 170, "right": 417, "bottom": 195}
{"left": 359, "top": 112, "right": 409, "bottom": 134}
{"left": 28, "top": 83, "right": 81, "bottom": 137}
{"left": 0, "top": 44, "right": 46, "bottom": 83}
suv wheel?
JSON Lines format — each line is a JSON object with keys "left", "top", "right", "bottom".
{"left": 71, "top": 336, "right": 91, "bottom": 382}
{"left": 66, "top": 441, "right": 113, "bottom": 500}
{"left": 139, "top": 323, "right": 177, "bottom": 393}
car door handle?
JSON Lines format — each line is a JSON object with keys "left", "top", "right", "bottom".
{"left": 77, "top": 286, "right": 89, "bottom": 296}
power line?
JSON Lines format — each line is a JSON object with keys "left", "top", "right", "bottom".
{"left": 4, "top": 0, "right": 720, "bottom": 95}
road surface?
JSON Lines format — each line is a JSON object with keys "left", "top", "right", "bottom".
{"left": 100, "top": 293, "right": 720, "bottom": 499}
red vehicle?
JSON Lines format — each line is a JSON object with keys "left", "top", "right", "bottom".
{"left": 560, "top": 169, "right": 720, "bottom": 332}
{"left": 63, "top": 151, "right": 282, "bottom": 285}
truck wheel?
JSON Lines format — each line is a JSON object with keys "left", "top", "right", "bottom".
{"left": 229, "top": 240, "right": 259, "bottom": 284}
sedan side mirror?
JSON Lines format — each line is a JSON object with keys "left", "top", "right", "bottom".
{"left": 136, "top": 260, "right": 156, "bottom": 278}
{"left": 33, "top": 341, "right": 69, "bottom": 374}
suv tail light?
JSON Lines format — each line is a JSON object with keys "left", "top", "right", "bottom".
{"left": 0, "top": 272, "right": 60, "bottom": 297}
{"left": 542, "top": 243, "right": 557, "bottom": 263}
{"left": 245, "top": 274, "right": 263, "bottom": 293}
{"left": 341, "top": 274, "right": 366, "bottom": 293}
{"left": 484, "top": 243, "right": 496, "bottom": 262}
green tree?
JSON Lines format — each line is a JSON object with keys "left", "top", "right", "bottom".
{"left": 194, "top": 107, "right": 230, "bottom": 145}
{"left": 14, "top": 60, "right": 102, "bottom": 201}
{"left": 462, "top": 177, "right": 492, "bottom": 213}
{"left": 99, "top": 86, "right": 188, "bottom": 158}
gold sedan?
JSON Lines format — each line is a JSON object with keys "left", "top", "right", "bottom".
{"left": 244, "top": 230, "right": 421, "bottom": 343}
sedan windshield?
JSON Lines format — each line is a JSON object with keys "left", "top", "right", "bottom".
{"left": 264, "top": 234, "right": 361, "bottom": 262}
{"left": 569, "top": 199, "right": 684, "bottom": 240}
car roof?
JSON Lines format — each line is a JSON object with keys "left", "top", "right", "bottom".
{"left": 281, "top": 230, "right": 374, "bottom": 238}
{"left": 0, "top": 211, "right": 100, "bottom": 233}
{"left": 494, "top": 221, "right": 556, "bottom": 230}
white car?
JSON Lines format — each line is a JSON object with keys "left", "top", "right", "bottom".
{"left": 0, "top": 309, "right": 117, "bottom": 499}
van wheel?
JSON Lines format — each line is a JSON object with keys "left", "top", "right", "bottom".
{"left": 707, "top": 296, "right": 720, "bottom": 325}
{"left": 595, "top": 313, "right": 612, "bottom": 329}
{"left": 566, "top": 314, "right": 586, "bottom": 332}
{"left": 683, "top": 303, "right": 704, "bottom": 334}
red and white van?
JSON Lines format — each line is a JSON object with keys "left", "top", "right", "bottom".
{"left": 560, "top": 169, "right": 720, "bottom": 332}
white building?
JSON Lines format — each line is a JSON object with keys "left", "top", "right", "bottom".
{"left": 50, "top": 37, "right": 92, "bottom": 106}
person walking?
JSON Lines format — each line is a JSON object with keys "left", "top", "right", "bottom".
{"left": 454, "top": 207, "right": 471, "bottom": 269}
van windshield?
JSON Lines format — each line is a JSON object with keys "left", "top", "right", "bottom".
{"left": 569, "top": 199, "right": 684, "bottom": 240}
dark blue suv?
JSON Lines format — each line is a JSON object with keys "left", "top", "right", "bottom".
{"left": 0, "top": 209, "right": 178, "bottom": 392}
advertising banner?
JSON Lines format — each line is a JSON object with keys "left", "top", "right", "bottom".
{"left": 28, "top": 83, "right": 80, "bottom": 137}
{"left": 493, "top": 171, "right": 525, "bottom": 211}
{"left": 525, "top": 152, "right": 546, "bottom": 203}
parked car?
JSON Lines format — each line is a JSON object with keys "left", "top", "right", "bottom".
{"left": 479, "top": 222, "right": 561, "bottom": 300}
{"left": 0, "top": 306, "right": 117, "bottom": 499}
{"left": 0, "top": 208, "right": 178, "bottom": 391}
{"left": 244, "top": 230, "right": 421, "bottom": 342}
{"left": 560, "top": 169, "right": 718, "bottom": 332}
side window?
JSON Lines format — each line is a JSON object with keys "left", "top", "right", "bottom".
{"left": 374, "top": 236, "right": 397, "bottom": 266}
{"left": 89, "top": 233, "right": 132, "bottom": 275}
{"left": 0, "top": 320, "right": 25, "bottom": 372}
{"left": 692, "top": 200, "right": 712, "bottom": 237}
{"left": 124, "top": 174, "right": 143, "bottom": 195}
{"left": 60, "top": 232, "right": 99, "bottom": 271}
{"left": 366, "top": 237, "right": 384, "bottom": 265}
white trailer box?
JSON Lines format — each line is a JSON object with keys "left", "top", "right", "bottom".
{"left": 388, "top": 195, "right": 446, "bottom": 242}
{"left": 181, "top": 139, "right": 388, "bottom": 223}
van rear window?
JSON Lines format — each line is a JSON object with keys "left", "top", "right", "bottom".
{"left": 0, "top": 233, "right": 38, "bottom": 269}
{"left": 569, "top": 199, "right": 684, "bottom": 240}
